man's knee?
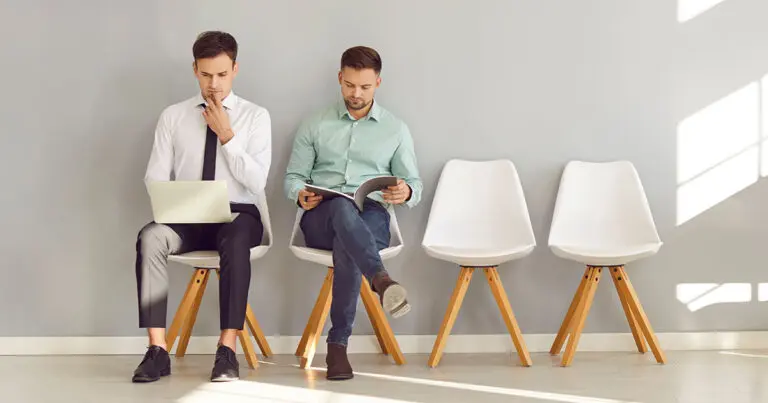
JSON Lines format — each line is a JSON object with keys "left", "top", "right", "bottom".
{"left": 137, "top": 222, "right": 177, "bottom": 256}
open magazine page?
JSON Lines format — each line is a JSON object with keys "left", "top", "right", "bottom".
{"left": 353, "top": 176, "right": 397, "bottom": 210}
{"left": 304, "top": 184, "right": 354, "bottom": 203}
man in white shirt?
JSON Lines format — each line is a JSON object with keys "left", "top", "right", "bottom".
{"left": 132, "top": 31, "right": 271, "bottom": 383}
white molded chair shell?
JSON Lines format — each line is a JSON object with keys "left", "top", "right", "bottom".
{"left": 168, "top": 193, "right": 273, "bottom": 269}
{"left": 548, "top": 161, "right": 662, "bottom": 266}
{"left": 421, "top": 159, "right": 536, "bottom": 267}
{"left": 289, "top": 205, "right": 404, "bottom": 267}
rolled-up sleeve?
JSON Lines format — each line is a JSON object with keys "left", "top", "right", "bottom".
{"left": 284, "top": 119, "right": 315, "bottom": 203}
{"left": 391, "top": 122, "right": 422, "bottom": 208}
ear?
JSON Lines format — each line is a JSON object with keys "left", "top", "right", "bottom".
{"left": 338, "top": 70, "right": 343, "bottom": 85}
{"left": 232, "top": 61, "right": 239, "bottom": 77}
{"left": 376, "top": 75, "right": 382, "bottom": 88}
{"left": 193, "top": 61, "right": 198, "bottom": 76}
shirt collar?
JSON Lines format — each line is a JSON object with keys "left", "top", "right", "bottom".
{"left": 195, "top": 91, "right": 238, "bottom": 110}
{"left": 337, "top": 99, "right": 381, "bottom": 122}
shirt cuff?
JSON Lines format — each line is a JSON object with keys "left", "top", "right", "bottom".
{"left": 405, "top": 184, "right": 418, "bottom": 208}
{"left": 221, "top": 130, "right": 246, "bottom": 156}
{"left": 288, "top": 181, "right": 306, "bottom": 205}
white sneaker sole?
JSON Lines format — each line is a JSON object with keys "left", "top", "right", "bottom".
{"left": 382, "top": 284, "right": 411, "bottom": 319}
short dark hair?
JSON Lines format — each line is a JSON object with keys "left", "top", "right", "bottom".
{"left": 340, "top": 46, "right": 382, "bottom": 74}
{"left": 193, "top": 31, "right": 238, "bottom": 64}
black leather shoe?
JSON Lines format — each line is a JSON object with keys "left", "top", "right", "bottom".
{"left": 132, "top": 345, "right": 171, "bottom": 383}
{"left": 211, "top": 345, "right": 240, "bottom": 382}
{"left": 372, "top": 272, "right": 411, "bottom": 318}
{"left": 326, "top": 343, "right": 353, "bottom": 381}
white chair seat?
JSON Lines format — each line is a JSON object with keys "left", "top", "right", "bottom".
{"left": 289, "top": 244, "right": 403, "bottom": 268}
{"left": 550, "top": 242, "right": 661, "bottom": 267}
{"left": 423, "top": 244, "right": 534, "bottom": 267}
{"left": 169, "top": 246, "right": 269, "bottom": 269}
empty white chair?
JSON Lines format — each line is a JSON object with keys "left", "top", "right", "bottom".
{"left": 422, "top": 159, "right": 534, "bottom": 368}
{"left": 548, "top": 160, "right": 666, "bottom": 366}
{"left": 289, "top": 206, "right": 406, "bottom": 369}
{"left": 164, "top": 194, "right": 274, "bottom": 369}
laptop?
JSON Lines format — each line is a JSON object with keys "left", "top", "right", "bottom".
{"left": 146, "top": 180, "right": 237, "bottom": 224}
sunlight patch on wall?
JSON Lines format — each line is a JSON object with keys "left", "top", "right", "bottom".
{"left": 676, "top": 283, "right": 751, "bottom": 312}
{"left": 678, "top": 0, "right": 729, "bottom": 23}
{"left": 676, "top": 82, "right": 762, "bottom": 225}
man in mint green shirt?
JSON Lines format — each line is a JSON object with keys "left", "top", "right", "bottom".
{"left": 285, "top": 46, "right": 422, "bottom": 380}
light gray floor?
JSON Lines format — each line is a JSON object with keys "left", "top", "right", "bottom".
{"left": 2, "top": 351, "right": 767, "bottom": 403}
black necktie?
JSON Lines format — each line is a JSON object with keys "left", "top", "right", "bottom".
{"left": 200, "top": 103, "right": 217, "bottom": 181}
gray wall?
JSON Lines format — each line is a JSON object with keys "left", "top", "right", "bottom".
{"left": 2, "top": 0, "right": 768, "bottom": 338}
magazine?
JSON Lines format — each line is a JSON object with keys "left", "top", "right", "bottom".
{"left": 305, "top": 176, "right": 398, "bottom": 211}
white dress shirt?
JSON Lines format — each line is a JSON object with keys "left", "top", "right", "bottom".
{"left": 144, "top": 91, "right": 271, "bottom": 204}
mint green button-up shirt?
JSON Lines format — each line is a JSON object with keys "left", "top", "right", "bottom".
{"left": 284, "top": 100, "right": 423, "bottom": 208}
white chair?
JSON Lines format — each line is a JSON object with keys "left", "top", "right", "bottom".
{"left": 290, "top": 206, "right": 406, "bottom": 369}
{"left": 422, "top": 159, "right": 534, "bottom": 368}
{"left": 548, "top": 160, "right": 666, "bottom": 366}
{"left": 164, "top": 194, "right": 274, "bottom": 369}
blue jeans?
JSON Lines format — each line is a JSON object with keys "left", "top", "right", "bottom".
{"left": 300, "top": 197, "right": 390, "bottom": 345}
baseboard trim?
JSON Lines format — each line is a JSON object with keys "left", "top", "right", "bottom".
{"left": 2, "top": 331, "right": 767, "bottom": 355}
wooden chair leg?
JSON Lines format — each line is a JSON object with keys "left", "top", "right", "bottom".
{"left": 238, "top": 325, "right": 259, "bottom": 369}
{"left": 360, "top": 276, "right": 406, "bottom": 365}
{"left": 483, "top": 267, "right": 532, "bottom": 367}
{"left": 167, "top": 269, "right": 209, "bottom": 352}
{"left": 300, "top": 268, "right": 334, "bottom": 369}
{"left": 360, "top": 279, "right": 389, "bottom": 355}
{"left": 550, "top": 267, "right": 590, "bottom": 355}
{"left": 614, "top": 267, "right": 666, "bottom": 364}
{"left": 177, "top": 269, "right": 211, "bottom": 357}
{"left": 428, "top": 267, "right": 474, "bottom": 368}
{"left": 296, "top": 268, "right": 334, "bottom": 357}
{"left": 609, "top": 266, "right": 647, "bottom": 353}
{"left": 245, "top": 304, "right": 273, "bottom": 357}
{"left": 561, "top": 266, "right": 601, "bottom": 367}
{"left": 295, "top": 311, "right": 316, "bottom": 357}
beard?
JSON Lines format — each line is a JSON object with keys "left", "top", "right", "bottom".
{"left": 344, "top": 98, "right": 370, "bottom": 111}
